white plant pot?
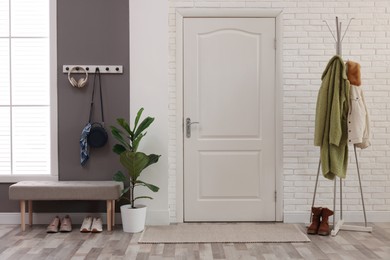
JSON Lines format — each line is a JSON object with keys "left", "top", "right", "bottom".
{"left": 120, "top": 204, "right": 147, "bottom": 233}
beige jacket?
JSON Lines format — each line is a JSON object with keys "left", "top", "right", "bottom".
{"left": 348, "top": 85, "right": 370, "bottom": 149}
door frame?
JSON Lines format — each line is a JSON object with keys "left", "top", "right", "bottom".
{"left": 175, "top": 8, "right": 283, "bottom": 223}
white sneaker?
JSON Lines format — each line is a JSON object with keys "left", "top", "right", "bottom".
{"left": 80, "top": 216, "right": 92, "bottom": 233}
{"left": 91, "top": 217, "right": 103, "bottom": 233}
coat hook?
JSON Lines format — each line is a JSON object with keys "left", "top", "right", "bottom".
{"left": 115, "top": 67, "right": 119, "bottom": 71}
{"left": 86, "top": 67, "right": 89, "bottom": 71}
{"left": 323, "top": 20, "right": 337, "bottom": 42}
{"left": 341, "top": 18, "right": 355, "bottom": 42}
{"left": 105, "top": 67, "right": 109, "bottom": 71}
{"left": 66, "top": 67, "right": 69, "bottom": 71}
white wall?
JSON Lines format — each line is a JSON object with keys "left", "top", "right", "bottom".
{"left": 130, "top": 0, "right": 390, "bottom": 224}
{"left": 167, "top": 0, "right": 390, "bottom": 223}
{"left": 130, "top": 0, "right": 169, "bottom": 225}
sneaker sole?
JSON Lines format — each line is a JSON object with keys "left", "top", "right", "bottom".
{"left": 59, "top": 229, "right": 72, "bottom": 232}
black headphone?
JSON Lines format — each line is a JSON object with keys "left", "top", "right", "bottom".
{"left": 68, "top": 66, "right": 88, "bottom": 88}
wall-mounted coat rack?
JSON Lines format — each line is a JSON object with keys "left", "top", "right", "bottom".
{"left": 63, "top": 65, "right": 123, "bottom": 74}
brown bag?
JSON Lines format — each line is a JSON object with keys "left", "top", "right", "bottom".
{"left": 346, "top": 61, "right": 361, "bottom": 86}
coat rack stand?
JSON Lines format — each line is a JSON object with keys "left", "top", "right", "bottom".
{"left": 310, "top": 17, "right": 372, "bottom": 236}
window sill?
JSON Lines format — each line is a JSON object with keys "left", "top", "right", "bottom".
{"left": 0, "top": 175, "right": 58, "bottom": 183}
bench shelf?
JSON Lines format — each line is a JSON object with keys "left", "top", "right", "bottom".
{"left": 9, "top": 181, "right": 122, "bottom": 232}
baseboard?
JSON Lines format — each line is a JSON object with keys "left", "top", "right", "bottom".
{"left": 0, "top": 212, "right": 121, "bottom": 225}
{"left": 0, "top": 210, "right": 170, "bottom": 225}
{"left": 284, "top": 211, "right": 390, "bottom": 223}
{"left": 2, "top": 211, "right": 386, "bottom": 225}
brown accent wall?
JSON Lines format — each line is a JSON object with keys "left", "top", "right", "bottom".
{"left": 0, "top": 0, "right": 129, "bottom": 212}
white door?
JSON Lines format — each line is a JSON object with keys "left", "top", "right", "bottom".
{"left": 183, "top": 18, "right": 276, "bottom": 221}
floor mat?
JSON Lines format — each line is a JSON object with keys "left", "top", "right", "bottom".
{"left": 138, "top": 223, "right": 310, "bottom": 243}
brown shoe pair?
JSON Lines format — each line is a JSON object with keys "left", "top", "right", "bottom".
{"left": 307, "top": 207, "right": 334, "bottom": 236}
{"left": 46, "top": 215, "right": 72, "bottom": 233}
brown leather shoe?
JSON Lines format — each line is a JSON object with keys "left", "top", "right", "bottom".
{"left": 46, "top": 216, "right": 60, "bottom": 233}
{"left": 307, "top": 207, "right": 322, "bottom": 235}
{"left": 318, "top": 208, "right": 334, "bottom": 236}
{"left": 59, "top": 215, "right": 72, "bottom": 232}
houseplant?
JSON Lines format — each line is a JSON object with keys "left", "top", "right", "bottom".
{"left": 111, "top": 108, "right": 160, "bottom": 233}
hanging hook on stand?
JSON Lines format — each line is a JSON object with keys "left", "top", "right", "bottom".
{"left": 323, "top": 20, "right": 337, "bottom": 42}
{"left": 323, "top": 17, "right": 354, "bottom": 56}
{"left": 341, "top": 18, "right": 355, "bottom": 42}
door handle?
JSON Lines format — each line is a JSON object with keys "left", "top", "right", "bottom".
{"left": 186, "top": 118, "right": 199, "bottom": 138}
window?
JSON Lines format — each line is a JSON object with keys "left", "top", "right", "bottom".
{"left": 0, "top": 0, "right": 57, "bottom": 181}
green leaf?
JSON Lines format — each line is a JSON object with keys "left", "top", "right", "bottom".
{"left": 110, "top": 127, "right": 132, "bottom": 150}
{"left": 122, "top": 186, "right": 131, "bottom": 203}
{"left": 133, "top": 196, "right": 153, "bottom": 202}
{"left": 113, "top": 170, "right": 127, "bottom": 182}
{"left": 113, "top": 144, "right": 126, "bottom": 155}
{"left": 120, "top": 151, "right": 149, "bottom": 182}
{"left": 110, "top": 126, "right": 121, "bottom": 140}
{"left": 135, "top": 180, "right": 160, "bottom": 192}
{"left": 132, "top": 133, "right": 144, "bottom": 152}
{"left": 117, "top": 118, "right": 133, "bottom": 138}
{"left": 134, "top": 117, "right": 155, "bottom": 139}
{"left": 144, "top": 154, "right": 161, "bottom": 169}
{"left": 121, "top": 186, "right": 130, "bottom": 196}
{"left": 133, "top": 108, "right": 144, "bottom": 134}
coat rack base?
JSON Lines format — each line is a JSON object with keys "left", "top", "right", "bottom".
{"left": 310, "top": 145, "right": 372, "bottom": 237}
{"left": 331, "top": 219, "right": 373, "bottom": 236}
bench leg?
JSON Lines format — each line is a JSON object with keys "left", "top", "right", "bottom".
{"left": 112, "top": 200, "right": 115, "bottom": 228}
{"left": 20, "top": 200, "right": 25, "bottom": 231}
{"left": 106, "top": 200, "right": 112, "bottom": 231}
{"left": 28, "top": 200, "right": 33, "bottom": 226}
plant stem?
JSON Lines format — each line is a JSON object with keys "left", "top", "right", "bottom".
{"left": 131, "top": 181, "right": 135, "bottom": 209}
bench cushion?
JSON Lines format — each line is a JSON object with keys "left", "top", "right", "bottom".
{"left": 9, "top": 181, "right": 122, "bottom": 200}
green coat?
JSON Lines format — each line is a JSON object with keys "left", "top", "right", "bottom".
{"left": 314, "top": 56, "right": 350, "bottom": 180}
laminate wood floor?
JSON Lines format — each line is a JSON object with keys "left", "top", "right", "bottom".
{"left": 0, "top": 223, "right": 389, "bottom": 259}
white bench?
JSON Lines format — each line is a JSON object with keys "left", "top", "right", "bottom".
{"left": 9, "top": 181, "right": 122, "bottom": 231}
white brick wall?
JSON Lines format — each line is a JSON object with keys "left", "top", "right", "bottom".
{"left": 168, "top": 0, "right": 390, "bottom": 222}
